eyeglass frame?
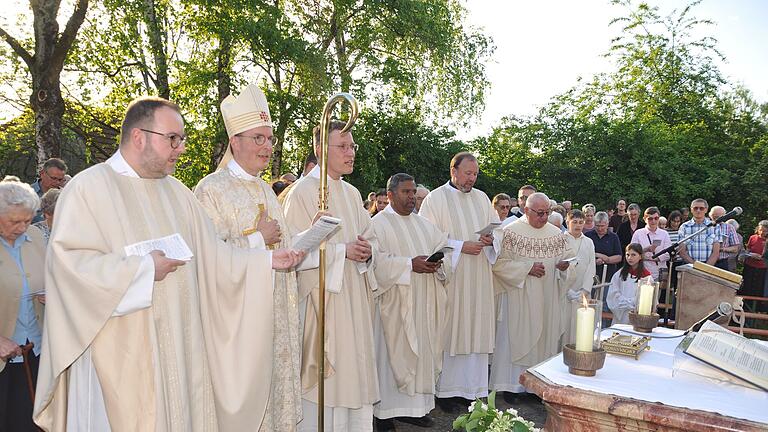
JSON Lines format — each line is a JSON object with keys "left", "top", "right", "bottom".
{"left": 528, "top": 207, "right": 551, "bottom": 218}
{"left": 329, "top": 143, "right": 359, "bottom": 153}
{"left": 236, "top": 133, "right": 278, "bottom": 147}
{"left": 139, "top": 128, "right": 187, "bottom": 149}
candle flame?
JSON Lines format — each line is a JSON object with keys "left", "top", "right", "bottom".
{"left": 581, "top": 292, "right": 588, "bottom": 309}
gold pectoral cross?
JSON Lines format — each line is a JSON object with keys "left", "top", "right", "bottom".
{"left": 242, "top": 204, "right": 277, "bottom": 249}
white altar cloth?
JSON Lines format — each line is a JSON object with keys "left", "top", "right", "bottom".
{"left": 531, "top": 325, "right": 768, "bottom": 424}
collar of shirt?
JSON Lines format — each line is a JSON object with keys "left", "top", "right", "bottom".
{"left": 307, "top": 164, "right": 344, "bottom": 181}
{"left": 0, "top": 232, "right": 30, "bottom": 249}
{"left": 383, "top": 203, "right": 407, "bottom": 217}
{"left": 445, "top": 180, "right": 471, "bottom": 194}
{"left": 227, "top": 158, "right": 260, "bottom": 182}
{"left": 106, "top": 150, "right": 141, "bottom": 178}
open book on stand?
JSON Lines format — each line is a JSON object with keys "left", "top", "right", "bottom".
{"left": 678, "top": 321, "right": 768, "bottom": 391}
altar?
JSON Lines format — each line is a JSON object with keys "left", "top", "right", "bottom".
{"left": 520, "top": 326, "right": 767, "bottom": 431}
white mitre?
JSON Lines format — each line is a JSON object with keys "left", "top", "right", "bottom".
{"left": 217, "top": 83, "right": 272, "bottom": 171}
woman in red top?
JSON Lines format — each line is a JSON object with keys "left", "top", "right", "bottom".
{"left": 740, "top": 220, "right": 768, "bottom": 297}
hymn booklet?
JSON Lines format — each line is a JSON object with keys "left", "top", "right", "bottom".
{"left": 681, "top": 321, "right": 768, "bottom": 391}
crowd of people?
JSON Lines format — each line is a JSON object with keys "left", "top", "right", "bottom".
{"left": 1, "top": 84, "right": 767, "bottom": 432}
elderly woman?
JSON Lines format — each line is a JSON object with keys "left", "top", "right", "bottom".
{"left": 33, "top": 188, "right": 60, "bottom": 243}
{"left": 0, "top": 181, "right": 46, "bottom": 431}
{"left": 581, "top": 203, "right": 596, "bottom": 231}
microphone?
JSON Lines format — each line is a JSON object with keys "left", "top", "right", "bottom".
{"left": 685, "top": 302, "right": 733, "bottom": 334}
{"left": 714, "top": 207, "right": 742, "bottom": 224}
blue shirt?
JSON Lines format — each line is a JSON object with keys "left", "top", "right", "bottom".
{"left": 585, "top": 230, "right": 623, "bottom": 282}
{"left": 30, "top": 179, "right": 45, "bottom": 223}
{"left": 1, "top": 232, "right": 43, "bottom": 361}
{"left": 678, "top": 218, "right": 721, "bottom": 262}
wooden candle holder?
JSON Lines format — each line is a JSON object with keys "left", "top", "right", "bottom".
{"left": 562, "top": 344, "right": 606, "bottom": 377}
{"left": 628, "top": 312, "right": 660, "bottom": 333}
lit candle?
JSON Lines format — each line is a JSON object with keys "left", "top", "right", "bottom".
{"left": 575, "top": 294, "right": 595, "bottom": 352}
{"left": 637, "top": 283, "right": 654, "bottom": 315}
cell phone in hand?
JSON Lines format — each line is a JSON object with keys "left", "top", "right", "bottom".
{"left": 426, "top": 251, "right": 444, "bottom": 262}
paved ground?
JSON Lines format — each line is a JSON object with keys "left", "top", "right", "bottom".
{"left": 379, "top": 393, "right": 547, "bottom": 431}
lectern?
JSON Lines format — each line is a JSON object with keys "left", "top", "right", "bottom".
{"left": 675, "top": 262, "right": 740, "bottom": 329}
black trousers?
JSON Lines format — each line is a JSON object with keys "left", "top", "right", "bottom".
{"left": 0, "top": 353, "right": 39, "bottom": 432}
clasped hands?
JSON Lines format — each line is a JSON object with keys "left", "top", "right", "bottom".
{"left": 461, "top": 233, "right": 494, "bottom": 255}
{"left": 411, "top": 255, "right": 442, "bottom": 273}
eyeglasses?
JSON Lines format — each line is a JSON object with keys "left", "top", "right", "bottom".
{"left": 692, "top": 206, "right": 707, "bottom": 211}
{"left": 329, "top": 143, "right": 359, "bottom": 153}
{"left": 236, "top": 133, "right": 277, "bottom": 146}
{"left": 646, "top": 215, "right": 660, "bottom": 220}
{"left": 497, "top": 204, "right": 511, "bottom": 209}
{"left": 140, "top": 129, "right": 186, "bottom": 149}
{"left": 43, "top": 170, "right": 65, "bottom": 182}
{"left": 529, "top": 208, "right": 550, "bottom": 218}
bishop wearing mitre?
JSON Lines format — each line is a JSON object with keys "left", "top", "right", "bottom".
{"left": 490, "top": 192, "right": 573, "bottom": 398}
{"left": 194, "top": 83, "right": 302, "bottom": 431}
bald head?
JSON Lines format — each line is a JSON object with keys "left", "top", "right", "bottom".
{"left": 526, "top": 192, "right": 550, "bottom": 208}
{"left": 524, "top": 192, "right": 551, "bottom": 229}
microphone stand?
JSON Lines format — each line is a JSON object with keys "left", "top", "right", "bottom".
{"left": 652, "top": 223, "right": 713, "bottom": 326}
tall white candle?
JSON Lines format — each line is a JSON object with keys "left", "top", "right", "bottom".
{"left": 575, "top": 305, "right": 595, "bottom": 352}
{"left": 637, "top": 283, "right": 654, "bottom": 315}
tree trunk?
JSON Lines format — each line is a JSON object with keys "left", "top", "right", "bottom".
{"left": 210, "top": 32, "right": 232, "bottom": 171}
{"left": 30, "top": 74, "right": 65, "bottom": 163}
{"left": 143, "top": 0, "right": 170, "bottom": 99}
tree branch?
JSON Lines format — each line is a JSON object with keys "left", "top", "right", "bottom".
{"left": 0, "top": 26, "right": 34, "bottom": 68}
{"left": 52, "top": 0, "right": 89, "bottom": 70}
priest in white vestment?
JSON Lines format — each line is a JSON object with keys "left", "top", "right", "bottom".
{"left": 417, "top": 152, "right": 499, "bottom": 411}
{"left": 282, "top": 121, "right": 379, "bottom": 432}
{"left": 371, "top": 173, "right": 450, "bottom": 429}
{"left": 33, "top": 97, "right": 304, "bottom": 431}
{"left": 561, "top": 209, "right": 596, "bottom": 347}
{"left": 194, "top": 84, "right": 302, "bottom": 431}
{"left": 490, "top": 193, "right": 572, "bottom": 397}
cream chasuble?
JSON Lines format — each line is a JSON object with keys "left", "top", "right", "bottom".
{"left": 490, "top": 218, "right": 572, "bottom": 392}
{"left": 34, "top": 163, "right": 274, "bottom": 432}
{"left": 194, "top": 159, "right": 302, "bottom": 431}
{"left": 560, "top": 233, "right": 596, "bottom": 346}
{"left": 281, "top": 166, "right": 379, "bottom": 413}
{"left": 371, "top": 207, "right": 450, "bottom": 418}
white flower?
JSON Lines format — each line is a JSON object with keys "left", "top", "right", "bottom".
{"left": 468, "top": 401, "right": 476, "bottom": 412}
{"left": 481, "top": 402, "right": 488, "bottom": 411}
{"left": 506, "top": 407, "right": 518, "bottom": 416}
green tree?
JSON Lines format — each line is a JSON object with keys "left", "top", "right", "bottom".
{"left": 0, "top": 0, "right": 89, "bottom": 164}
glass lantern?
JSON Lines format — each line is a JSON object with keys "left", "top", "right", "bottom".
{"left": 634, "top": 277, "right": 660, "bottom": 316}
{"left": 569, "top": 295, "right": 603, "bottom": 352}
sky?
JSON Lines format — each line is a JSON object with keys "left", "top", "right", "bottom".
{"left": 462, "top": 0, "right": 768, "bottom": 138}
{"left": 2, "top": 0, "right": 767, "bottom": 138}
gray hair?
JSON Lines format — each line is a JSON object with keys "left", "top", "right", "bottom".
{"left": 757, "top": 220, "right": 768, "bottom": 234}
{"left": 726, "top": 219, "right": 739, "bottom": 231}
{"left": 709, "top": 205, "right": 726, "bottom": 219}
{"left": 416, "top": 184, "right": 429, "bottom": 194}
{"left": 526, "top": 192, "right": 550, "bottom": 208}
{"left": 581, "top": 203, "right": 596, "bottom": 213}
{"left": 386, "top": 173, "right": 415, "bottom": 192}
{"left": 627, "top": 203, "right": 641, "bottom": 212}
{"left": 0, "top": 181, "right": 40, "bottom": 215}
{"left": 40, "top": 188, "right": 61, "bottom": 216}
{"left": 594, "top": 211, "right": 610, "bottom": 224}
{"left": 548, "top": 211, "right": 563, "bottom": 227}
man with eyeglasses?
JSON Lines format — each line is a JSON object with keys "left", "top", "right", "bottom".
{"left": 511, "top": 185, "right": 536, "bottom": 218}
{"left": 30, "top": 158, "right": 67, "bottom": 223}
{"left": 282, "top": 120, "right": 380, "bottom": 431}
{"left": 491, "top": 192, "right": 572, "bottom": 402}
{"left": 33, "top": 96, "right": 305, "bottom": 431}
{"left": 418, "top": 152, "right": 499, "bottom": 413}
{"left": 194, "top": 83, "right": 303, "bottom": 430}
{"left": 678, "top": 198, "right": 721, "bottom": 266}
